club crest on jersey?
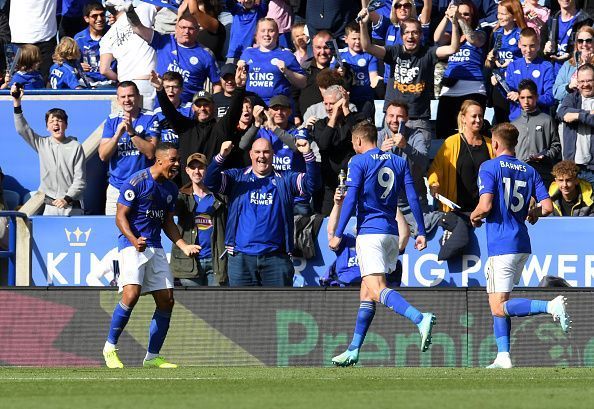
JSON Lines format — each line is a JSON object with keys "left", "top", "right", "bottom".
{"left": 167, "top": 194, "right": 173, "bottom": 204}
{"left": 134, "top": 125, "right": 144, "bottom": 133}
{"left": 190, "top": 56, "right": 199, "bottom": 65}
{"left": 124, "top": 189, "right": 135, "bottom": 201}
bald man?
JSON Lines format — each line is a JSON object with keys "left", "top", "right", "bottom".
{"left": 204, "top": 138, "right": 321, "bottom": 287}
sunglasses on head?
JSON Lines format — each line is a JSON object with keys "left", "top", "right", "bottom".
{"left": 577, "top": 38, "right": 593, "bottom": 44}
{"left": 394, "top": 3, "right": 412, "bottom": 10}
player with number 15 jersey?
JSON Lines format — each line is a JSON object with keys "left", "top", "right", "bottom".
{"left": 478, "top": 150, "right": 549, "bottom": 256}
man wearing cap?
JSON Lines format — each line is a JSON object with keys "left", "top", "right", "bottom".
{"left": 125, "top": 3, "right": 221, "bottom": 104}
{"left": 240, "top": 94, "right": 314, "bottom": 215}
{"left": 151, "top": 65, "right": 247, "bottom": 185}
{"left": 205, "top": 138, "right": 321, "bottom": 287}
{"left": 213, "top": 63, "right": 238, "bottom": 120}
{"left": 170, "top": 152, "right": 228, "bottom": 286}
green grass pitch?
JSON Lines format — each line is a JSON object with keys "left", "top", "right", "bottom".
{"left": 1, "top": 367, "right": 593, "bottom": 409}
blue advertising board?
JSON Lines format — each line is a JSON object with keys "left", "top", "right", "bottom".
{"left": 29, "top": 215, "right": 594, "bottom": 288}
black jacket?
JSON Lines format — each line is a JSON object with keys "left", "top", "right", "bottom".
{"left": 157, "top": 86, "right": 245, "bottom": 184}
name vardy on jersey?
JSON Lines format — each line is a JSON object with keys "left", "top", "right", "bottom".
{"left": 371, "top": 153, "right": 391, "bottom": 160}
{"left": 500, "top": 161, "right": 527, "bottom": 172}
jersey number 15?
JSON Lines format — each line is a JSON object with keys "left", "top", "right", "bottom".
{"left": 503, "top": 177, "right": 527, "bottom": 213}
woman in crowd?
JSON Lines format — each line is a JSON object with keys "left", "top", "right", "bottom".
{"left": 486, "top": 0, "right": 527, "bottom": 124}
{"left": 239, "top": 18, "right": 306, "bottom": 106}
{"left": 428, "top": 100, "right": 494, "bottom": 213}
{"left": 553, "top": 25, "right": 594, "bottom": 104}
{"left": 434, "top": 0, "right": 486, "bottom": 139}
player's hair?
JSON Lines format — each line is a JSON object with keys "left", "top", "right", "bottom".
{"left": 552, "top": 160, "right": 580, "bottom": 180}
{"left": 491, "top": 123, "right": 519, "bottom": 149}
{"left": 177, "top": 10, "right": 199, "bottom": 28}
{"left": 352, "top": 120, "right": 378, "bottom": 143}
{"left": 577, "top": 62, "right": 594, "bottom": 76}
{"left": 456, "top": 100, "right": 483, "bottom": 135}
{"left": 345, "top": 21, "right": 360, "bottom": 36}
{"left": 520, "top": 27, "right": 538, "bottom": 42}
{"left": 16, "top": 44, "right": 42, "bottom": 72}
{"left": 156, "top": 141, "right": 177, "bottom": 154}
{"left": 518, "top": 79, "right": 538, "bottom": 96}
{"left": 495, "top": 0, "right": 527, "bottom": 31}
{"left": 117, "top": 81, "right": 140, "bottom": 95}
{"left": 45, "top": 108, "right": 68, "bottom": 125}
{"left": 83, "top": 1, "right": 105, "bottom": 17}
{"left": 316, "top": 68, "right": 344, "bottom": 89}
{"left": 52, "top": 37, "right": 81, "bottom": 64}
{"left": 390, "top": 0, "right": 417, "bottom": 25}
{"left": 386, "top": 100, "right": 409, "bottom": 115}
{"left": 162, "top": 71, "right": 184, "bottom": 88}
{"left": 399, "top": 18, "right": 422, "bottom": 36}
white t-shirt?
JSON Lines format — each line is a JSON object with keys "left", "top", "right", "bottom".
{"left": 9, "top": 0, "right": 57, "bottom": 43}
{"left": 99, "top": 12, "right": 156, "bottom": 81}
{"left": 576, "top": 96, "right": 594, "bottom": 165}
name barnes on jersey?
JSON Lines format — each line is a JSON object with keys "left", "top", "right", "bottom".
{"left": 500, "top": 160, "right": 527, "bottom": 172}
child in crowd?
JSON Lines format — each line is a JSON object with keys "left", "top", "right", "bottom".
{"left": 49, "top": 37, "right": 86, "bottom": 90}
{"left": 505, "top": 27, "right": 554, "bottom": 121}
{"left": 0, "top": 45, "right": 45, "bottom": 90}
{"left": 338, "top": 21, "right": 380, "bottom": 119}
{"left": 226, "top": 0, "right": 268, "bottom": 62}
{"left": 291, "top": 21, "right": 309, "bottom": 67}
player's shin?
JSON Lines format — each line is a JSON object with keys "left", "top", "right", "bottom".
{"left": 105, "top": 301, "right": 133, "bottom": 350}
{"left": 145, "top": 309, "right": 172, "bottom": 360}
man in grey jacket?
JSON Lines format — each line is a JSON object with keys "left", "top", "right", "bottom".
{"left": 513, "top": 79, "right": 561, "bottom": 188}
{"left": 377, "top": 101, "right": 430, "bottom": 208}
{"left": 11, "top": 84, "right": 86, "bottom": 215}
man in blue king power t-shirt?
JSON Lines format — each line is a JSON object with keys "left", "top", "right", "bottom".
{"left": 470, "top": 123, "right": 571, "bottom": 369}
{"left": 102, "top": 142, "right": 200, "bottom": 369}
{"left": 328, "top": 120, "right": 435, "bottom": 367}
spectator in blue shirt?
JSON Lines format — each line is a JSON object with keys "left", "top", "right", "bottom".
{"left": 205, "top": 138, "right": 320, "bottom": 287}
{"left": 99, "top": 81, "right": 160, "bottom": 215}
{"left": 49, "top": 37, "right": 85, "bottom": 89}
{"left": 126, "top": 5, "right": 222, "bottom": 103}
{"left": 74, "top": 1, "right": 112, "bottom": 86}
{"left": 505, "top": 28, "right": 554, "bottom": 122}
{"left": 226, "top": 0, "right": 268, "bottom": 61}
{"left": 2, "top": 44, "right": 45, "bottom": 90}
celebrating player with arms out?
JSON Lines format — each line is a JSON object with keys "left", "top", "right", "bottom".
{"left": 103, "top": 142, "right": 200, "bottom": 369}
{"left": 328, "top": 121, "right": 435, "bottom": 367}
{"left": 470, "top": 123, "right": 571, "bottom": 369}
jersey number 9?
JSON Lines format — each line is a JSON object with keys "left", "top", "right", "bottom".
{"left": 378, "top": 167, "right": 395, "bottom": 199}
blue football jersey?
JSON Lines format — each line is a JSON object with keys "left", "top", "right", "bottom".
{"left": 117, "top": 169, "right": 178, "bottom": 250}
{"left": 346, "top": 147, "right": 422, "bottom": 236}
{"left": 240, "top": 46, "right": 304, "bottom": 104}
{"left": 338, "top": 49, "right": 378, "bottom": 103}
{"left": 193, "top": 193, "right": 215, "bottom": 259}
{"left": 478, "top": 155, "right": 549, "bottom": 256}
{"left": 102, "top": 110, "right": 160, "bottom": 189}
{"left": 492, "top": 27, "right": 522, "bottom": 66}
{"left": 49, "top": 62, "right": 81, "bottom": 89}
{"left": 151, "top": 32, "right": 221, "bottom": 103}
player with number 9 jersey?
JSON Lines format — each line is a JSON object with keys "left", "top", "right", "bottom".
{"left": 478, "top": 150, "right": 549, "bottom": 256}
{"left": 342, "top": 147, "right": 426, "bottom": 237}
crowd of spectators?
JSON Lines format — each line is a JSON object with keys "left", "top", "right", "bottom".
{"left": 3, "top": 0, "right": 594, "bottom": 287}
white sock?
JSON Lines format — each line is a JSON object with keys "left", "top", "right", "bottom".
{"left": 145, "top": 352, "right": 159, "bottom": 361}
{"left": 496, "top": 352, "right": 510, "bottom": 361}
{"left": 104, "top": 341, "right": 116, "bottom": 353}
